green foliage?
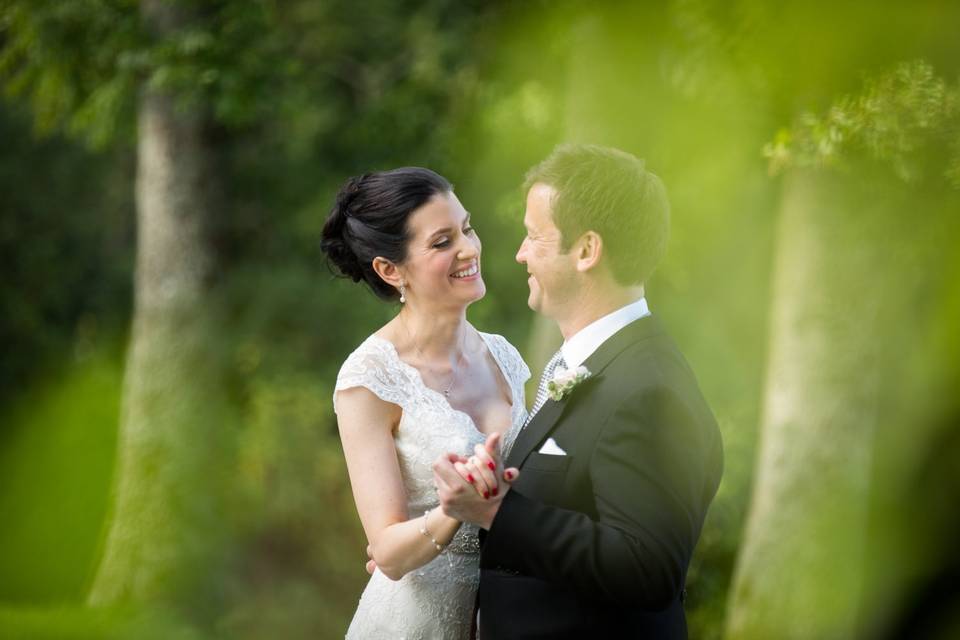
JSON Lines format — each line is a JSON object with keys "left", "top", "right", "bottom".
{"left": 223, "top": 369, "right": 367, "bottom": 638}
{"left": 0, "top": 605, "right": 133, "bottom": 640}
{"left": 0, "top": 1, "right": 309, "bottom": 145}
{"left": 765, "top": 60, "right": 960, "bottom": 186}
{"left": 0, "top": 0, "right": 496, "bottom": 151}
{"left": 0, "top": 0, "right": 308, "bottom": 145}
{"left": 0, "top": 348, "right": 122, "bottom": 602}
{"left": 0, "top": 0, "right": 140, "bottom": 147}
{"left": 0, "top": 604, "right": 205, "bottom": 639}
{"left": 0, "top": 101, "right": 134, "bottom": 405}
{"left": 142, "top": 1, "right": 298, "bottom": 128}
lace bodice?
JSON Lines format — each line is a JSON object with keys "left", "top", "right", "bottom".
{"left": 334, "top": 330, "right": 530, "bottom": 639}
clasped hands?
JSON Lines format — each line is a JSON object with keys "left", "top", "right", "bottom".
{"left": 432, "top": 431, "right": 520, "bottom": 532}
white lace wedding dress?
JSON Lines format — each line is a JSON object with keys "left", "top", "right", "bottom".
{"left": 334, "top": 331, "right": 530, "bottom": 640}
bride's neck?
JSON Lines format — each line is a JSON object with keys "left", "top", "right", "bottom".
{"left": 394, "top": 305, "right": 470, "bottom": 363}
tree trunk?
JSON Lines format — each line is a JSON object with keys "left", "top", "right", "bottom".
{"left": 87, "top": 0, "right": 233, "bottom": 611}
{"left": 725, "top": 169, "right": 901, "bottom": 639}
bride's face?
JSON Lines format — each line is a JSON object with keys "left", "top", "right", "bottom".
{"left": 398, "top": 191, "right": 485, "bottom": 310}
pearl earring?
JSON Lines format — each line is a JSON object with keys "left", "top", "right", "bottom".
{"left": 399, "top": 282, "right": 406, "bottom": 303}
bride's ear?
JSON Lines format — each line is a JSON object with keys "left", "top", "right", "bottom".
{"left": 372, "top": 256, "right": 403, "bottom": 289}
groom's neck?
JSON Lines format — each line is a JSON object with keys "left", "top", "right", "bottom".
{"left": 556, "top": 283, "right": 645, "bottom": 341}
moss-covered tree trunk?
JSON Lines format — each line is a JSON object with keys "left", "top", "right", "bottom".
{"left": 87, "top": 0, "right": 233, "bottom": 610}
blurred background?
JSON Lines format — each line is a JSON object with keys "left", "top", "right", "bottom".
{"left": 1, "top": 1, "right": 958, "bottom": 638}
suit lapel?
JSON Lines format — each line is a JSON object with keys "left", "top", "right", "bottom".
{"left": 579, "top": 313, "right": 663, "bottom": 380}
{"left": 506, "top": 314, "right": 664, "bottom": 468}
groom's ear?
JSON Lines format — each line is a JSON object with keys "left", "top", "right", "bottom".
{"left": 372, "top": 256, "right": 403, "bottom": 288}
{"left": 574, "top": 230, "right": 603, "bottom": 273}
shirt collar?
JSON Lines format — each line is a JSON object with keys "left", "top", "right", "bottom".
{"left": 561, "top": 298, "right": 651, "bottom": 368}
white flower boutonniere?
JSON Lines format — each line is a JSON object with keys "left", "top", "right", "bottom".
{"left": 547, "top": 365, "right": 592, "bottom": 402}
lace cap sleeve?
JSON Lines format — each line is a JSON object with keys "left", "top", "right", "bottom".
{"left": 333, "top": 337, "right": 417, "bottom": 415}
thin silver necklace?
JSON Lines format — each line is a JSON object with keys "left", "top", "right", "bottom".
{"left": 402, "top": 316, "right": 468, "bottom": 397}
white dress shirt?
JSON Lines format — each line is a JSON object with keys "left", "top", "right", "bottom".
{"left": 560, "top": 298, "right": 651, "bottom": 368}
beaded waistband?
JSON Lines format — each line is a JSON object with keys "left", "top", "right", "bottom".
{"left": 446, "top": 529, "right": 481, "bottom": 555}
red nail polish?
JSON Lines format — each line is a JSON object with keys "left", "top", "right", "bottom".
{"left": 483, "top": 491, "right": 490, "bottom": 499}
{"left": 467, "top": 474, "right": 475, "bottom": 483}
{"left": 505, "top": 470, "right": 514, "bottom": 480}
{"left": 492, "top": 487, "right": 499, "bottom": 497}
{"left": 487, "top": 461, "right": 495, "bottom": 470}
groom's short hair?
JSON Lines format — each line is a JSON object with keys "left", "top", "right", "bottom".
{"left": 524, "top": 144, "right": 670, "bottom": 286}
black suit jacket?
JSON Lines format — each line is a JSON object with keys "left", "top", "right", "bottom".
{"left": 478, "top": 315, "right": 723, "bottom": 639}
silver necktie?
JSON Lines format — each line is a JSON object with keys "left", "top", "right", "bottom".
{"left": 524, "top": 349, "right": 566, "bottom": 428}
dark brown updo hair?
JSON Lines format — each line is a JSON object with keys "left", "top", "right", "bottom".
{"left": 321, "top": 167, "right": 452, "bottom": 300}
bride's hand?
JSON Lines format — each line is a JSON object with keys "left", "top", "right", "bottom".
{"left": 452, "top": 432, "right": 520, "bottom": 499}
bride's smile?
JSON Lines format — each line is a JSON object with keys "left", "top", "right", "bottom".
{"left": 450, "top": 261, "right": 480, "bottom": 280}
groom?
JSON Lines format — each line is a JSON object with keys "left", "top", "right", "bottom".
{"left": 434, "top": 144, "right": 724, "bottom": 638}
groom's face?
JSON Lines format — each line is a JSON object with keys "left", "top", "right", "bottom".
{"left": 516, "top": 183, "right": 578, "bottom": 318}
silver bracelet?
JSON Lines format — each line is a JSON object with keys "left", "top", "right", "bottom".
{"left": 419, "top": 509, "right": 446, "bottom": 552}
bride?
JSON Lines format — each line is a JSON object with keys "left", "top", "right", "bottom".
{"left": 320, "top": 167, "right": 530, "bottom": 638}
